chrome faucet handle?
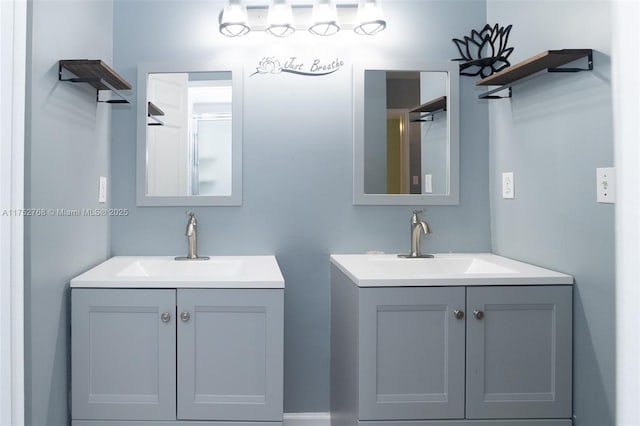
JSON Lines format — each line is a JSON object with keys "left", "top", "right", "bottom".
{"left": 411, "top": 209, "right": 425, "bottom": 222}
{"left": 184, "top": 211, "right": 197, "bottom": 237}
{"left": 186, "top": 211, "right": 197, "bottom": 225}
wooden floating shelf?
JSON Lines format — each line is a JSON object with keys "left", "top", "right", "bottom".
{"left": 59, "top": 60, "right": 131, "bottom": 90}
{"left": 409, "top": 96, "right": 446, "bottom": 122}
{"left": 476, "top": 49, "right": 593, "bottom": 99}
{"left": 410, "top": 96, "right": 447, "bottom": 114}
{"left": 59, "top": 59, "right": 132, "bottom": 103}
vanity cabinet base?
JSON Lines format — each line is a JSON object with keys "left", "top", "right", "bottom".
{"left": 358, "top": 421, "right": 571, "bottom": 426}
{"left": 72, "top": 422, "right": 282, "bottom": 426}
{"left": 330, "top": 265, "right": 573, "bottom": 426}
{"left": 72, "top": 288, "right": 284, "bottom": 424}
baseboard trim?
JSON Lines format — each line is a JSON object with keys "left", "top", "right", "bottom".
{"left": 284, "top": 412, "right": 331, "bottom": 426}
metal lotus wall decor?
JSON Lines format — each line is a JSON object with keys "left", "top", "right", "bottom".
{"left": 452, "top": 24, "right": 514, "bottom": 78}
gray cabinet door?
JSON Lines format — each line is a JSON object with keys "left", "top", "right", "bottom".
{"left": 466, "top": 286, "right": 572, "bottom": 419}
{"left": 358, "top": 286, "right": 466, "bottom": 420}
{"left": 177, "top": 289, "right": 284, "bottom": 421}
{"left": 71, "top": 289, "right": 176, "bottom": 421}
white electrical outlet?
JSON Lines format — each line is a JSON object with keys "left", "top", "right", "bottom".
{"left": 502, "top": 172, "right": 514, "bottom": 199}
{"left": 596, "top": 167, "right": 616, "bottom": 203}
{"left": 98, "top": 176, "right": 107, "bottom": 203}
{"left": 424, "top": 174, "right": 433, "bottom": 193}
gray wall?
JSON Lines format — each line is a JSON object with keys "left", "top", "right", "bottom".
{"left": 21, "top": 0, "right": 616, "bottom": 423}
{"left": 486, "top": 2, "right": 614, "bottom": 426}
{"left": 111, "top": 0, "right": 490, "bottom": 413}
{"left": 25, "top": 1, "right": 113, "bottom": 425}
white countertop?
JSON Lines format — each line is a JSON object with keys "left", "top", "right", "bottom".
{"left": 330, "top": 253, "right": 573, "bottom": 287}
{"left": 70, "top": 255, "right": 285, "bottom": 289}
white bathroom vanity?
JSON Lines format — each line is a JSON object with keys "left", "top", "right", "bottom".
{"left": 70, "top": 256, "right": 284, "bottom": 426}
{"left": 330, "top": 253, "right": 573, "bottom": 426}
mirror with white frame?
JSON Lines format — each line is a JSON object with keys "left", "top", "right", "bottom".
{"left": 353, "top": 61, "right": 459, "bottom": 205}
{"left": 136, "top": 63, "right": 242, "bottom": 206}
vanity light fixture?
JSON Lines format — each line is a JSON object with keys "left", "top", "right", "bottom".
{"left": 266, "top": 0, "right": 296, "bottom": 37}
{"left": 354, "top": 0, "right": 386, "bottom": 35}
{"left": 309, "top": 0, "right": 340, "bottom": 36}
{"left": 219, "top": 0, "right": 251, "bottom": 37}
{"left": 218, "top": 0, "right": 387, "bottom": 38}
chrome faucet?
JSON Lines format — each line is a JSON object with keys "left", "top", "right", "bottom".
{"left": 175, "top": 211, "right": 209, "bottom": 261}
{"left": 185, "top": 211, "right": 198, "bottom": 258}
{"left": 399, "top": 209, "right": 434, "bottom": 258}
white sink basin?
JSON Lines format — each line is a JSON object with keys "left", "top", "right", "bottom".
{"left": 330, "top": 253, "right": 573, "bottom": 287}
{"left": 116, "top": 258, "right": 243, "bottom": 279}
{"left": 367, "top": 256, "right": 519, "bottom": 275}
{"left": 71, "top": 256, "right": 284, "bottom": 288}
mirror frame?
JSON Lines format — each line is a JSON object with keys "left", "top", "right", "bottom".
{"left": 136, "top": 62, "right": 243, "bottom": 206}
{"left": 353, "top": 61, "right": 459, "bottom": 205}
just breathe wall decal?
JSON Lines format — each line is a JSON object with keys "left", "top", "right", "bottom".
{"left": 251, "top": 56, "right": 345, "bottom": 77}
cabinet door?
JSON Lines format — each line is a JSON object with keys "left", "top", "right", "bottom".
{"left": 177, "top": 289, "right": 284, "bottom": 421}
{"left": 358, "top": 286, "right": 466, "bottom": 420}
{"left": 466, "top": 286, "right": 572, "bottom": 419}
{"left": 71, "top": 289, "right": 176, "bottom": 421}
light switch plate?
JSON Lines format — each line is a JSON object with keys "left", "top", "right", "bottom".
{"left": 424, "top": 174, "right": 433, "bottom": 193}
{"left": 98, "top": 176, "right": 107, "bottom": 203}
{"left": 596, "top": 167, "right": 615, "bottom": 203}
{"left": 502, "top": 172, "right": 514, "bottom": 199}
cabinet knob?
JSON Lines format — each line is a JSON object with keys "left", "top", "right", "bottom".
{"left": 473, "top": 309, "right": 484, "bottom": 320}
{"left": 160, "top": 312, "right": 171, "bottom": 323}
{"left": 453, "top": 309, "right": 464, "bottom": 320}
{"left": 180, "top": 311, "right": 191, "bottom": 322}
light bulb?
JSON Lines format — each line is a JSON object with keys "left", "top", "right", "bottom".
{"left": 354, "top": 0, "right": 386, "bottom": 35}
{"left": 309, "top": 1, "right": 340, "bottom": 36}
{"left": 266, "top": 2, "right": 295, "bottom": 37}
{"left": 219, "top": 2, "right": 250, "bottom": 37}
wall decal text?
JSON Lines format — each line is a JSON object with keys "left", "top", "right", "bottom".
{"left": 251, "top": 56, "right": 344, "bottom": 77}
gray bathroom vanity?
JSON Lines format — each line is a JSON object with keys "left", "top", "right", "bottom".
{"left": 70, "top": 256, "right": 284, "bottom": 426}
{"left": 330, "top": 253, "right": 574, "bottom": 426}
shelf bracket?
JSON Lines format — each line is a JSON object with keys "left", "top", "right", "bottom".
{"left": 147, "top": 101, "right": 165, "bottom": 126}
{"left": 96, "top": 81, "right": 130, "bottom": 104}
{"left": 479, "top": 86, "right": 512, "bottom": 100}
{"left": 147, "top": 115, "right": 165, "bottom": 126}
{"left": 58, "top": 63, "right": 130, "bottom": 104}
{"left": 548, "top": 51, "right": 594, "bottom": 73}
{"left": 410, "top": 112, "right": 435, "bottom": 122}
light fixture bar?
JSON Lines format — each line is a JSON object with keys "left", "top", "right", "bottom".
{"left": 218, "top": 1, "right": 386, "bottom": 37}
